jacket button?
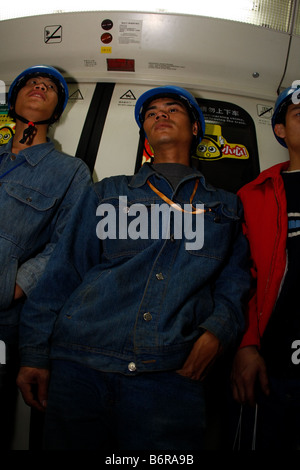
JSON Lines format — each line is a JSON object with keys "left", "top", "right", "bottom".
{"left": 128, "top": 362, "right": 136, "bottom": 372}
{"left": 156, "top": 272, "right": 164, "bottom": 280}
{"left": 143, "top": 312, "right": 152, "bottom": 321}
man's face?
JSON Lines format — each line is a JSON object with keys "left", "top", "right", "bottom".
{"left": 142, "top": 97, "right": 198, "bottom": 153}
{"left": 13, "top": 76, "right": 59, "bottom": 122}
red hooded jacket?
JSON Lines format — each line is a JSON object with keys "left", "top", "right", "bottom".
{"left": 237, "top": 160, "right": 289, "bottom": 348}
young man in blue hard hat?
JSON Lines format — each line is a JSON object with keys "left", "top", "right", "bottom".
{"left": 0, "top": 65, "right": 92, "bottom": 449}
{"left": 17, "top": 85, "right": 250, "bottom": 451}
{"left": 231, "top": 83, "right": 300, "bottom": 449}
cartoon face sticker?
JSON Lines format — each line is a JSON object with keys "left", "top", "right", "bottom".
{"left": 197, "top": 137, "right": 222, "bottom": 160}
{"left": 0, "top": 126, "right": 13, "bottom": 145}
{"left": 194, "top": 123, "right": 249, "bottom": 161}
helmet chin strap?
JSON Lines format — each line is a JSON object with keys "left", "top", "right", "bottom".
{"left": 14, "top": 113, "right": 54, "bottom": 144}
{"left": 139, "top": 129, "right": 154, "bottom": 161}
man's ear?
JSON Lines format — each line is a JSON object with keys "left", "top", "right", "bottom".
{"left": 274, "top": 123, "right": 286, "bottom": 140}
{"left": 192, "top": 121, "right": 199, "bottom": 136}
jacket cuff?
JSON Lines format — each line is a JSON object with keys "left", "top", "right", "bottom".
{"left": 19, "top": 347, "right": 50, "bottom": 369}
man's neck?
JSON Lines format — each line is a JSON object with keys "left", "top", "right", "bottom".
{"left": 152, "top": 150, "right": 191, "bottom": 166}
{"left": 11, "top": 123, "right": 48, "bottom": 154}
{"left": 286, "top": 151, "right": 300, "bottom": 171}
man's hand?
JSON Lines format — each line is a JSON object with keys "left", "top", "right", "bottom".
{"left": 16, "top": 366, "right": 50, "bottom": 412}
{"left": 14, "top": 283, "right": 25, "bottom": 300}
{"left": 177, "top": 331, "right": 222, "bottom": 381}
{"left": 231, "top": 346, "right": 270, "bottom": 407}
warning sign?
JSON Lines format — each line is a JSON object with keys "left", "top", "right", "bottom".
{"left": 44, "top": 25, "right": 62, "bottom": 44}
{"left": 120, "top": 90, "right": 136, "bottom": 100}
{"left": 257, "top": 104, "right": 273, "bottom": 119}
{"left": 101, "top": 33, "right": 113, "bottom": 44}
{"left": 118, "top": 90, "right": 136, "bottom": 107}
{"left": 69, "top": 89, "right": 84, "bottom": 101}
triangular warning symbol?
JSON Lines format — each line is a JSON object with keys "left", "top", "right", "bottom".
{"left": 69, "top": 89, "right": 84, "bottom": 100}
{"left": 120, "top": 90, "right": 136, "bottom": 100}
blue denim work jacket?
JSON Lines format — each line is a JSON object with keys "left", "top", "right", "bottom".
{"left": 0, "top": 139, "right": 92, "bottom": 342}
{"left": 20, "top": 163, "right": 250, "bottom": 373}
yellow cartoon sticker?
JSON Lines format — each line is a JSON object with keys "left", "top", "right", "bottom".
{"left": 0, "top": 108, "right": 15, "bottom": 145}
{"left": 194, "top": 123, "right": 249, "bottom": 161}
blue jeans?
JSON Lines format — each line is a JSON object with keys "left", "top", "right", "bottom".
{"left": 44, "top": 360, "right": 206, "bottom": 451}
{"left": 0, "top": 344, "right": 19, "bottom": 450}
{"left": 255, "top": 376, "right": 300, "bottom": 450}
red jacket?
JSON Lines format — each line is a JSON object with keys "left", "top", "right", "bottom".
{"left": 237, "top": 160, "right": 289, "bottom": 348}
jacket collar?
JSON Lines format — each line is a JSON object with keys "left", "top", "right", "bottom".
{"left": 129, "top": 162, "right": 216, "bottom": 191}
{"left": 247, "top": 160, "right": 290, "bottom": 187}
{"left": 0, "top": 138, "right": 55, "bottom": 166}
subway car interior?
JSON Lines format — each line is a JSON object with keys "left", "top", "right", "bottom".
{"left": 0, "top": 0, "right": 299, "bottom": 450}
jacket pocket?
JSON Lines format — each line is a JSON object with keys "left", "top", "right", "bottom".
{"left": 4, "top": 183, "right": 57, "bottom": 211}
{"left": 98, "top": 198, "right": 156, "bottom": 259}
{"left": 0, "top": 183, "right": 58, "bottom": 248}
{"left": 187, "top": 202, "right": 240, "bottom": 258}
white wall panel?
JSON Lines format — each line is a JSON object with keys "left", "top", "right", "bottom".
{"left": 0, "top": 11, "right": 291, "bottom": 100}
{"left": 93, "top": 84, "right": 140, "bottom": 181}
{"left": 48, "top": 83, "right": 96, "bottom": 156}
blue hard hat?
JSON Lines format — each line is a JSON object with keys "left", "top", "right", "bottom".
{"left": 7, "top": 65, "right": 69, "bottom": 117}
{"left": 272, "top": 82, "right": 300, "bottom": 147}
{"left": 135, "top": 85, "right": 205, "bottom": 143}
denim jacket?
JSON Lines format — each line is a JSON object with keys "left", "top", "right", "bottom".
{"left": 0, "top": 139, "right": 92, "bottom": 342}
{"left": 20, "top": 163, "right": 250, "bottom": 373}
